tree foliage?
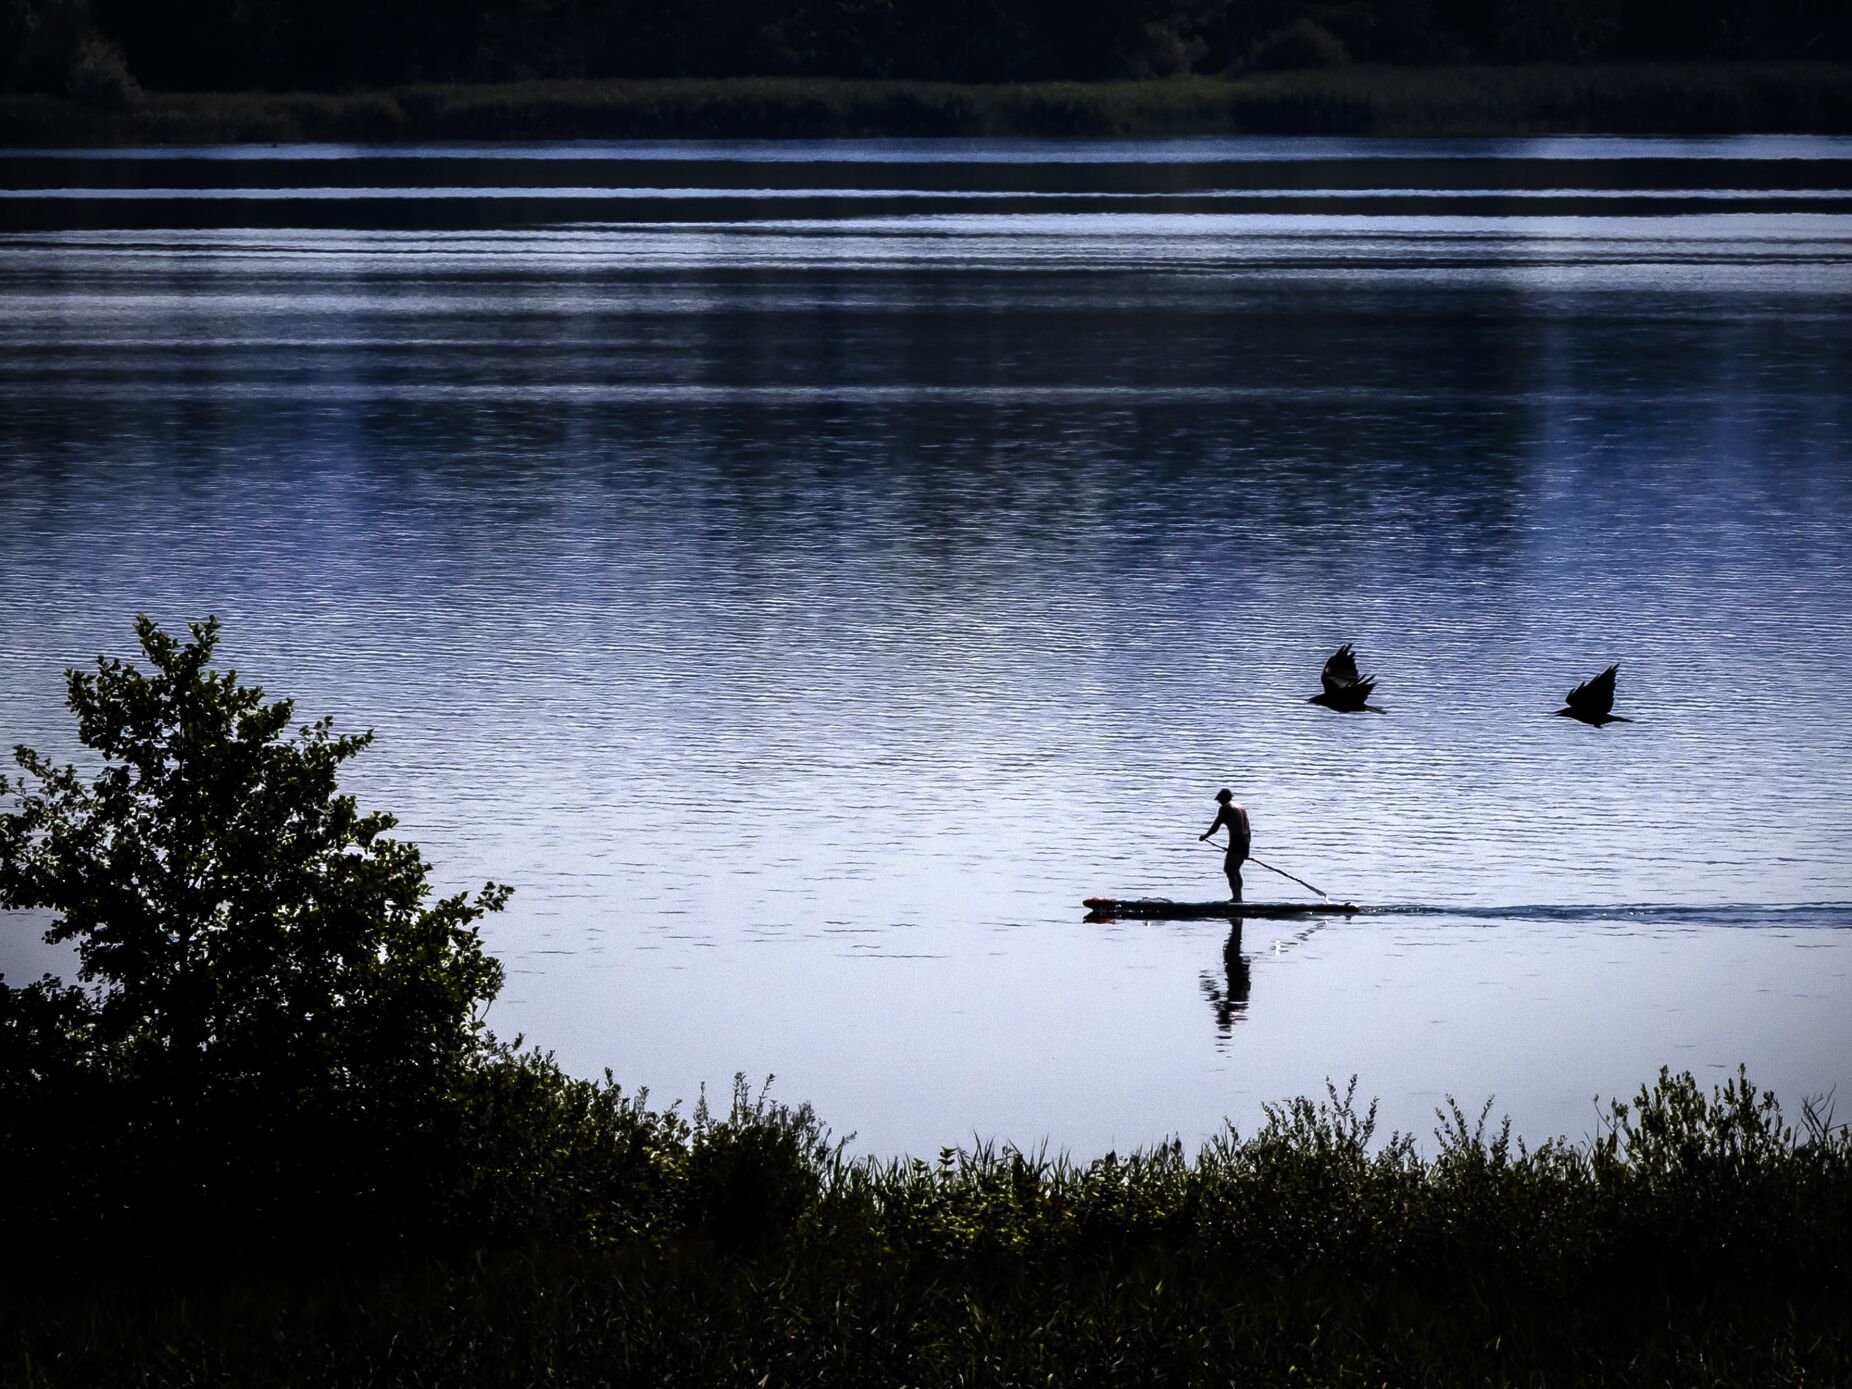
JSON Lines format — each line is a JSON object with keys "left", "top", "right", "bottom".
{"left": 0, "top": 616, "right": 509, "bottom": 1251}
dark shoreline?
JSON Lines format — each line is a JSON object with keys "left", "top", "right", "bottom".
{"left": 4, "top": 63, "right": 1852, "bottom": 147}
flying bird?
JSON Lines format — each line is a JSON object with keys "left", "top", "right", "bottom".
{"left": 1309, "top": 643, "right": 1384, "bottom": 713}
{"left": 1555, "top": 664, "right": 1629, "bottom": 727}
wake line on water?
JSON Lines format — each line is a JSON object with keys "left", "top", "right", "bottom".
{"left": 1363, "top": 902, "right": 1852, "bottom": 927}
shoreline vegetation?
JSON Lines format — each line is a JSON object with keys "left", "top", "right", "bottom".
{"left": 4, "top": 1112, "right": 1849, "bottom": 1389}
{"left": 5, "top": 64, "right": 1852, "bottom": 146}
{"left": 5, "top": 1072, "right": 1851, "bottom": 1383}
{"left": 4, "top": 621, "right": 1851, "bottom": 1383}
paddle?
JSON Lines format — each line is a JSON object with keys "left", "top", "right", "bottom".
{"left": 1199, "top": 842, "right": 1336, "bottom": 902}
{"left": 1248, "top": 856, "right": 1335, "bottom": 902}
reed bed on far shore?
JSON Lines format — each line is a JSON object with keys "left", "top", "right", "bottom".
{"left": 5, "top": 1070, "right": 1848, "bottom": 1387}
{"left": 4, "top": 63, "right": 1852, "bottom": 146}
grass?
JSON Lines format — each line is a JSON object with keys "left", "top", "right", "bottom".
{"left": 3, "top": 1070, "right": 1848, "bottom": 1386}
{"left": 3, "top": 62, "right": 1852, "bottom": 145}
{"left": 4, "top": 1252, "right": 1843, "bottom": 1386}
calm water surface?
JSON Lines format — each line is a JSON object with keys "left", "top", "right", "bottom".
{"left": 2, "top": 136, "right": 1850, "bottom": 1155}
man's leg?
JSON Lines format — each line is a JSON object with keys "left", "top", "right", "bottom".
{"left": 1225, "top": 855, "right": 1243, "bottom": 902}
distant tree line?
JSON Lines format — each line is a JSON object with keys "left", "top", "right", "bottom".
{"left": 4, "top": 0, "right": 1849, "bottom": 104}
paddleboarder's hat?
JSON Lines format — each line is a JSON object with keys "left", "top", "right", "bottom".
{"left": 1214, "top": 788, "right": 1233, "bottom": 803}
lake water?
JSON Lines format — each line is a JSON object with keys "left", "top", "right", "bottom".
{"left": 2, "top": 136, "right": 1850, "bottom": 1157}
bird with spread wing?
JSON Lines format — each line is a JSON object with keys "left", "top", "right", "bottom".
{"left": 1555, "top": 664, "right": 1629, "bottom": 726}
{"left": 1308, "top": 643, "right": 1384, "bottom": 714}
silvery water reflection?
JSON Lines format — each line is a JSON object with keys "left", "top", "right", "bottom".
{"left": 1, "top": 137, "right": 1849, "bottom": 1156}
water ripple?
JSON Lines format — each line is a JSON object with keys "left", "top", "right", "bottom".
{"left": 2, "top": 137, "right": 1850, "bottom": 1155}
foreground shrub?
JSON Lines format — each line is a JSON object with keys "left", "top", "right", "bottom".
{"left": 682, "top": 1075, "right": 836, "bottom": 1252}
{"left": 0, "top": 616, "right": 510, "bottom": 1253}
{"left": 446, "top": 1044, "right": 690, "bottom": 1247}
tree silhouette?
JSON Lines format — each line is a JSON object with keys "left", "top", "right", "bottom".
{"left": 0, "top": 616, "right": 508, "bottom": 1250}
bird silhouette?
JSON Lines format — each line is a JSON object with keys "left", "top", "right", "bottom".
{"left": 1308, "top": 643, "right": 1384, "bottom": 713}
{"left": 1555, "top": 664, "right": 1629, "bottom": 727}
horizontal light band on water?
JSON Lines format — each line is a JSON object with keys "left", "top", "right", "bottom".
{"left": 10, "top": 135, "right": 1852, "bottom": 162}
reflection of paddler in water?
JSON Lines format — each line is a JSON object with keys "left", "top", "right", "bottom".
{"left": 1198, "top": 787, "right": 1251, "bottom": 902}
{"left": 1201, "top": 920, "right": 1252, "bottom": 1035}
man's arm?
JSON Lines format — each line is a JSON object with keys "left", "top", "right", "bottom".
{"left": 1199, "top": 810, "right": 1225, "bottom": 842}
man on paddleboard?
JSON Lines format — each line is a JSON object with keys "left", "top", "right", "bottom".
{"left": 1199, "top": 788, "right": 1251, "bottom": 902}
